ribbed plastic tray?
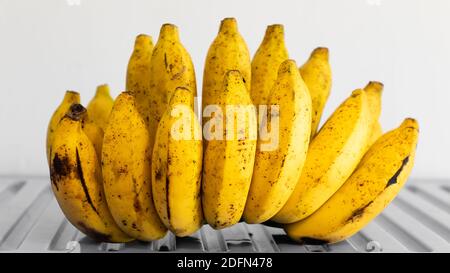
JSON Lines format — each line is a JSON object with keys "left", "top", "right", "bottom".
{"left": 0, "top": 177, "right": 449, "bottom": 253}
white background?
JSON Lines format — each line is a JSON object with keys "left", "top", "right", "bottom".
{"left": 0, "top": 0, "right": 449, "bottom": 179}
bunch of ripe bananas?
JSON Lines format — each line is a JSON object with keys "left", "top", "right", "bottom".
{"left": 46, "top": 18, "right": 419, "bottom": 245}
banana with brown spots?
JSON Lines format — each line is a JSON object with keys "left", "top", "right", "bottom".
{"left": 285, "top": 119, "right": 419, "bottom": 244}
{"left": 102, "top": 92, "right": 167, "bottom": 241}
{"left": 243, "top": 60, "right": 312, "bottom": 224}
{"left": 273, "top": 88, "right": 375, "bottom": 224}
{"left": 202, "top": 70, "right": 257, "bottom": 229}
{"left": 49, "top": 104, "right": 133, "bottom": 243}
{"left": 152, "top": 87, "right": 203, "bottom": 237}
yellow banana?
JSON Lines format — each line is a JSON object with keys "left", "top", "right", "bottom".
{"left": 152, "top": 87, "right": 203, "bottom": 237}
{"left": 299, "top": 47, "right": 332, "bottom": 138}
{"left": 49, "top": 104, "right": 132, "bottom": 243}
{"left": 244, "top": 60, "right": 312, "bottom": 224}
{"left": 86, "top": 84, "right": 114, "bottom": 131}
{"left": 46, "top": 91, "right": 80, "bottom": 163}
{"left": 202, "top": 17, "right": 251, "bottom": 112}
{"left": 285, "top": 118, "right": 419, "bottom": 244}
{"left": 80, "top": 112, "right": 103, "bottom": 159}
{"left": 126, "top": 34, "right": 154, "bottom": 126}
{"left": 369, "top": 122, "right": 383, "bottom": 147}
{"left": 250, "top": 24, "right": 289, "bottom": 106}
{"left": 364, "top": 81, "right": 384, "bottom": 147}
{"left": 202, "top": 70, "right": 257, "bottom": 229}
{"left": 102, "top": 92, "right": 167, "bottom": 241}
{"left": 273, "top": 89, "right": 374, "bottom": 224}
{"left": 148, "top": 24, "right": 197, "bottom": 170}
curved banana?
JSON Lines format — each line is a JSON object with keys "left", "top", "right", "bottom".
{"left": 250, "top": 24, "right": 289, "bottom": 106}
{"left": 102, "top": 92, "right": 167, "bottom": 241}
{"left": 273, "top": 89, "right": 374, "bottom": 224}
{"left": 364, "top": 81, "right": 384, "bottom": 147}
{"left": 152, "top": 87, "right": 203, "bottom": 237}
{"left": 299, "top": 47, "right": 332, "bottom": 138}
{"left": 49, "top": 104, "right": 132, "bottom": 243}
{"left": 148, "top": 24, "right": 197, "bottom": 168}
{"left": 244, "top": 60, "right": 312, "bottom": 224}
{"left": 46, "top": 91, "right": 80, "bottom": 163}
{"left": 202, "top": 70, "right": 257, "bottom": 229}
{"left": 202, "top": 18, "right": 251, "bottom": 112}
{"left": 285, "top": 118, "right": 419, "bottom": 244}
{"left": 86, "top": 84, "right": 114, "bottom": 131}
{"left": 126, "top": 34, "right": 154, "bottom": 126}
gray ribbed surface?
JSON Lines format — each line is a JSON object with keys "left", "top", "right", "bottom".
{"left": 0, "top": 177, "right": 449, "bottom": 253}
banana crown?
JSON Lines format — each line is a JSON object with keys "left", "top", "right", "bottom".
{"left": 218, "top": 17, "right": 238, "bottom": 35}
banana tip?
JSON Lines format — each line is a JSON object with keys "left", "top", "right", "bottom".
{"left": 135, "top": 34, "right": 152, "bottom": 46}
{"left": 219, "top": 18, "right": 238, "bottom": 32}
{"left": 67, "top": 104, "right": 86, "bottom": 121}
{"left": 312, "top": 47, "right": 329, "bottom": 59}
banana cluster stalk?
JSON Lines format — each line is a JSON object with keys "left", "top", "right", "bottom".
{"left": 102, "top": 92, "right": 167, "bottom": 241}
{"left": 285, "top": 119, "right": 419, "bottom": 244}
{"left": 46, "top": 18, "right": 420, "bottom": 246}
{"left": 244, "top": 60, "right": 312, "bottom": 224}
{"left": 49, "top": 104, "right": 133, "bottom": 243}
{"left": 152, "top": 87, "right": 203, "bottom": 236}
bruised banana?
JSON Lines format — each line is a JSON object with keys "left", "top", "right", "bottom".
{"left": 49, "top": 104, "right": 132, "bottom": 243}
{"left": 202, "top": 70, "right": 257, "bottom": 229}
{"left": 364, "top": 81, "right": 384, "bottom": 147}
{"left": 250, "top": 24, "right": 289, "bottom": 106}
{"left": 152, "top": 87, "right": 203, "bottom": 237}
{"left": 244, "top": 60, "right": 312, "bottom": 224}
{"left": 273, "top": 89, "right": 374, "bottom": 224}
{"left": 46, "top": 90, "right": 80, "bottom": 163}
{"left": 87, "top": 84, "right": 114, "bottom": 131}
{"left": 203, "top": 18, "right": 251, "bottom": 113}
{"left": 126, "top": 34, "right": 154, "bottom": 126}
{"left": 102, "top": 92, "right": 167, "bottom": 241}
{"left": 285, "top": 118, "right": 419, "bottom": 244}
{"left": 299, "top": 47, "right": 332, "bottom": 138}
{"left": 148, "top": 24, "right": 197, "bottom": 167}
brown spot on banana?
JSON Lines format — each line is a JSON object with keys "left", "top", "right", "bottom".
{"left": 386, "top": 156, "right": 410, "bottom": 188}
{"left": 75, "top": 148, "right": 98, "bottom": 215}
{"left": 346, "top": 201, "right": 373, "bottom": 223}
{"left": 50, "top": 153, "right": 72, "bottom": 191}
{"left": 166, "top": 175, "right": 171, "bottom": 223}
